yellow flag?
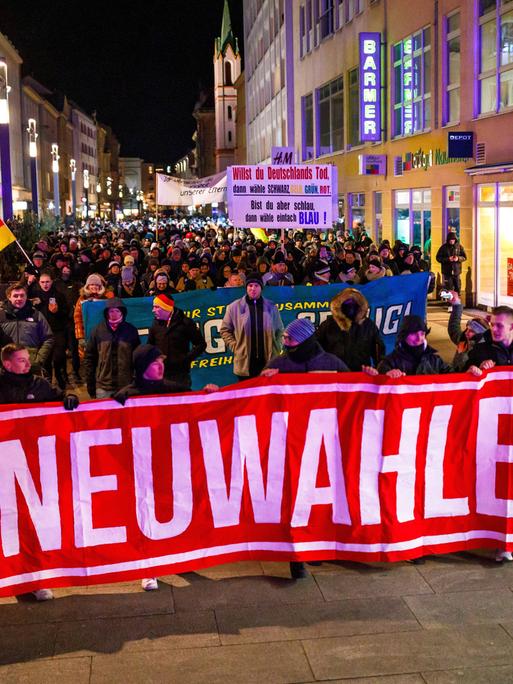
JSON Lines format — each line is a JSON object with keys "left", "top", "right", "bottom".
{"left": 250, "top": 228, "right": 269, "bottom": 243}
{"left": 0, "top": 218, "right": 15, "bottom": 251}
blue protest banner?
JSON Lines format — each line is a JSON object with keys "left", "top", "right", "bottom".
{"left": 83, "top": 272, "right": 429, "bottom": 389}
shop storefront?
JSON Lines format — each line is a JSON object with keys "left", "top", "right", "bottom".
{"left": 475, "top": 178, "right": 513, "bottom": 307}
{"left": 393, "top": 188, "right": 432, "bottom": 265}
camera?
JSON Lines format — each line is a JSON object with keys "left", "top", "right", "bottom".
{"left": 440, "top": 290, "right": 453, "bottom": 302}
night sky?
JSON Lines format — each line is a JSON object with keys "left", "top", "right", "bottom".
{"left": 1, "top": 0, "right": 243, "bottom": 165}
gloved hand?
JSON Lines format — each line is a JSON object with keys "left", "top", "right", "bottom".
{"left": 63, "top": 394, "right": 80, "bottom": 411}
{"left": 112, "top": 390, "right": 127, "bottom": 405}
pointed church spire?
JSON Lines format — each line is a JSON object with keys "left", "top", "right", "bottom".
{"left": 218, "top": 0, "right": 239, "bottom": 55}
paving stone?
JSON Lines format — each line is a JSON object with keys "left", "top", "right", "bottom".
{"left": 0, "top": 657, "right": 91, "bottom": 683}
{"left": 422, "top": 665, "right": 513, "bottom": 683}
{"left": 0, "top": 584, "right": 174, "bottom": 626}
{"left": 416, "top": 557, "right": 513, "bottom": 594}
{"left": 216, "top": 596, "right": 420, "bottom": 645}
{"left": 171, "top": 573, "right": 323, "bottom": 612}
{"left": 0, "top": 622, "right": 59, "bottom": 665}
{"left": 53, "top": 610, "right": 219, "bottom": 656}
{"left": 302, "top": 625, "right": 513, "bottom": 680}
{"left": 405, "top": 590, "right": 513, "bottom": 628}
{"left": 314, "top": 564, "right": 433, "bottom": 601}
{"left": 90, "top": 641, "right": 313, "bottom": 684}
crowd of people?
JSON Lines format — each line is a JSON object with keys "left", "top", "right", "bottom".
{"left": 0, "top": 217, "right": 509, "bottom": 597}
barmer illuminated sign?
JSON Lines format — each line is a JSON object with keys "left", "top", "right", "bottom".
{"left": 359, "top": 32, "right": 381, "bottom": 142}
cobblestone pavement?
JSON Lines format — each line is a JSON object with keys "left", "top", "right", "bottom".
{"left": 3, "top": 304, "right": 511, "bottom": 684}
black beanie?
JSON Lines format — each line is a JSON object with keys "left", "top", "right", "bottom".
{"left": 398, "top": 315, "right": 430, "bottom": 342}
{"left": 246, "top": 273, "right": 263, "bottom": 288}
{"left": 133, "top": 344, "right": 162, "bottom": 381}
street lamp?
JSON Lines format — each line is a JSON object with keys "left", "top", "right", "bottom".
{"left": 51, "top": 143, "right": 60, "bottom": 219}
{"left": 27, "top": 119, "right": 39, "bottom": 217}
{"left": 83, "top": 168, "right": 89, "bottom": 219}
{"left": 96, "top": 180, "right": 101, "bottom": 217}
{"left": 106, "top": 176, "right": 113, "bottom": 219}
{"left": 0, "top": 58, "right": 13, "bottom": 219}
{"left": 70, "top": 159, "right": 77, "bottom": 219}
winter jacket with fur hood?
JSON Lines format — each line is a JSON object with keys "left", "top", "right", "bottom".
{"left": 316, "top": 288, "right": 385, "bottom": 371}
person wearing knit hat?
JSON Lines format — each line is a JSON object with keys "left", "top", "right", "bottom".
{"left": 148, "top": 292, "right": 206, "bottom": 388}
{"left": 118, "top": 266, "right": 143, "bottom": 298}
{"left": 262, "top": 252, "right": 294, "bottom": 286}
{"left": 74, "top": 273, "right": 109, "bottom": 359}
{"left": 447, "top": 290, "right": 491, "bottom": 371}
{"left": 262, "top": 316, "right": 348, "bottom": 580}
{"left": 175, "top": 258, "right": 209, "bottom": 292}
{"left": 113, "top": 344, "right": 217, "bottom": 591}
{"left": 364, "top": 314, "right": 451, "bottom": 379}
{"left": 221, "top": 273, "right": 284, "bottom": 379}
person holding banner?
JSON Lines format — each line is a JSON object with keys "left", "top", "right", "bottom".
{"left": 316, "top": 288, "right": 384, "bottom": 371}
{"left": 221, "top": 273, "right": 284, "bottom": 379}
{"left": 0, "top": 342, "right": 80, "bottom": 601}
{"left": 262, "top": 318, "right": 349, "bottom": 578}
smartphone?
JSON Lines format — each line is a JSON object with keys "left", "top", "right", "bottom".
{"left": 49, "top": 297, "right": 56, "bottom": 305}
{"left": 440, "top": 290, "right": 453, "bottom": 301}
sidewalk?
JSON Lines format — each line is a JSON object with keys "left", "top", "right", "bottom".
{"left": 3, "top": 304, "right": 511, "bottom": 684}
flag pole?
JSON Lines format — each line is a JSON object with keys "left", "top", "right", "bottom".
{"left": 15, "top": 240, "right": 34, "bottom": 267}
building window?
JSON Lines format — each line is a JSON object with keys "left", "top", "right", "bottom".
{"left": 306, "top": 0, "right": 313, "bottom": 51}
{"left": 444, "top": 12, "right": 460, "bottom": 124}
{"left": 319, "top": 0, "right": 334, "bottom": 40}
{"left": 225, "top": 61, "right": 232, "bottom": 86}
{"left": 346, "top": 0, "right": 362, "bottom": 22}
{"left": 228, "top": 130, "right": 232, "bottom": 142}
{"left": 348, "top": 192, "right": 365, "bottom": 234}
{"left": 394, "top": 188, "right": 432, "bottom": 265}
{"left": 348, "top": 67, "right": 361, "bottom": 147}
{"left": 374, "top": 191, "right": 383, "bottom": 244}
{"left": 444, "top": 185, "right": 461, "bottom": 238}
{"left": 336, "top": 0, "right": 345, "bottom": 29}
{"left": 228, "top": 105, "right": 233, "bottom": 120}
{"left": 302, "top": 93, "right": 314, "bottom": 160}
{"left": 316, "top": 76, "right": 343, "bottom": 155}
{"left": 300, "top": 5, "right": 306, "bottom": 57}
{"left": 478, "top": 0, "right": 513, "bottom": 114}
{"left": 392, "top": 28, "right": 431, "bottom": 137}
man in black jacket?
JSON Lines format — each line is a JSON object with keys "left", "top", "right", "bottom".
{"left": 0, "top": 343, "right": 79, "bottom": 601}
{"left": 435, "top": 232, "right": 467, "bottom": 293}
{"left": 316, "top": 288, "right": 384, "bottom": 371}
{"left": 34, "top": 270, "right": 70, "bottom": 389}
{"left": 85, "top": 298, "right": 140, "bottom": 399}
{"left": 0, "top": 283, "right": 54, "bottom": 373}
{"left": 147, "top": 293, "right": 206, "bottom": 388}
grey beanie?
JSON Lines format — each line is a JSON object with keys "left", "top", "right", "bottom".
{"left": 285, "top": 318, "right": 315, "bottom": 343}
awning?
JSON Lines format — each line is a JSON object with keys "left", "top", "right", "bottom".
{"left": 464, "top": 162, "right": 513, "bottom": 176}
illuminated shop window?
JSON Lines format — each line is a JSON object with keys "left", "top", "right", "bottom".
{"left": 392, "top": 28, "right": 431, "bottom": 137}
{"left": 478, "top": 0, "right": 513, "bottom": 114}
{"left": 348, "top": 67, "right": 361, "bottom": 147}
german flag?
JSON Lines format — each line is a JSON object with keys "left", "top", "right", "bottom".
{"left": 0, "top": 218, "right": 16, "bottom": 251}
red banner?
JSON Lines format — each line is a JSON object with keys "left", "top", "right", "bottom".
{"left": 1, "top": 371, "right": 513, "bottom": 597}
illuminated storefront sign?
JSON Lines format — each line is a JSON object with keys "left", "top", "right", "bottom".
{"left": 358, "top": 154, "right": 387, "bottom": 175}
{"left": 359, "top": 32, "right": 381, "bottom": 142}
{"left": 400, "top": 147, "right": 470, "bottom": 172}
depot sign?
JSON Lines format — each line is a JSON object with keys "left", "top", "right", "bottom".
{"left": 1, "top": 371, "right": 513, "bottom": 597}
{"left": 359, "top": 32, "right": 381, "bottom": 142}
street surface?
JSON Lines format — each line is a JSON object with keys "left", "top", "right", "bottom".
{"left": 2, "top": 304, "right": 513, "bottom": 684}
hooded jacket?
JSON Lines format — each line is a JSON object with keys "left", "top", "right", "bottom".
{"left": 448, "top": 303, "right": 489, "bottom": 371}
{"left": 378, "top": 341, "right": 452, "bottom": 375}
{"left": 85, "top": 298, "right": 141, "bottom": 395}
{"left": 0, "top": 368, "right": 64, "bottom": 404}
{"left": 0, "top": 300, "right": 54, "bottom": 368}
{"left": 435, "top": 236, "right": 467, "bottom": 277}
{"left": 466, "top": 330, "right": 513, "bottom": 369}
{"left": 316, "top": 288, "right": 385, "bottom": 371}
{"left": 147, "top": 307, "right": 207, "bottom": 385}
